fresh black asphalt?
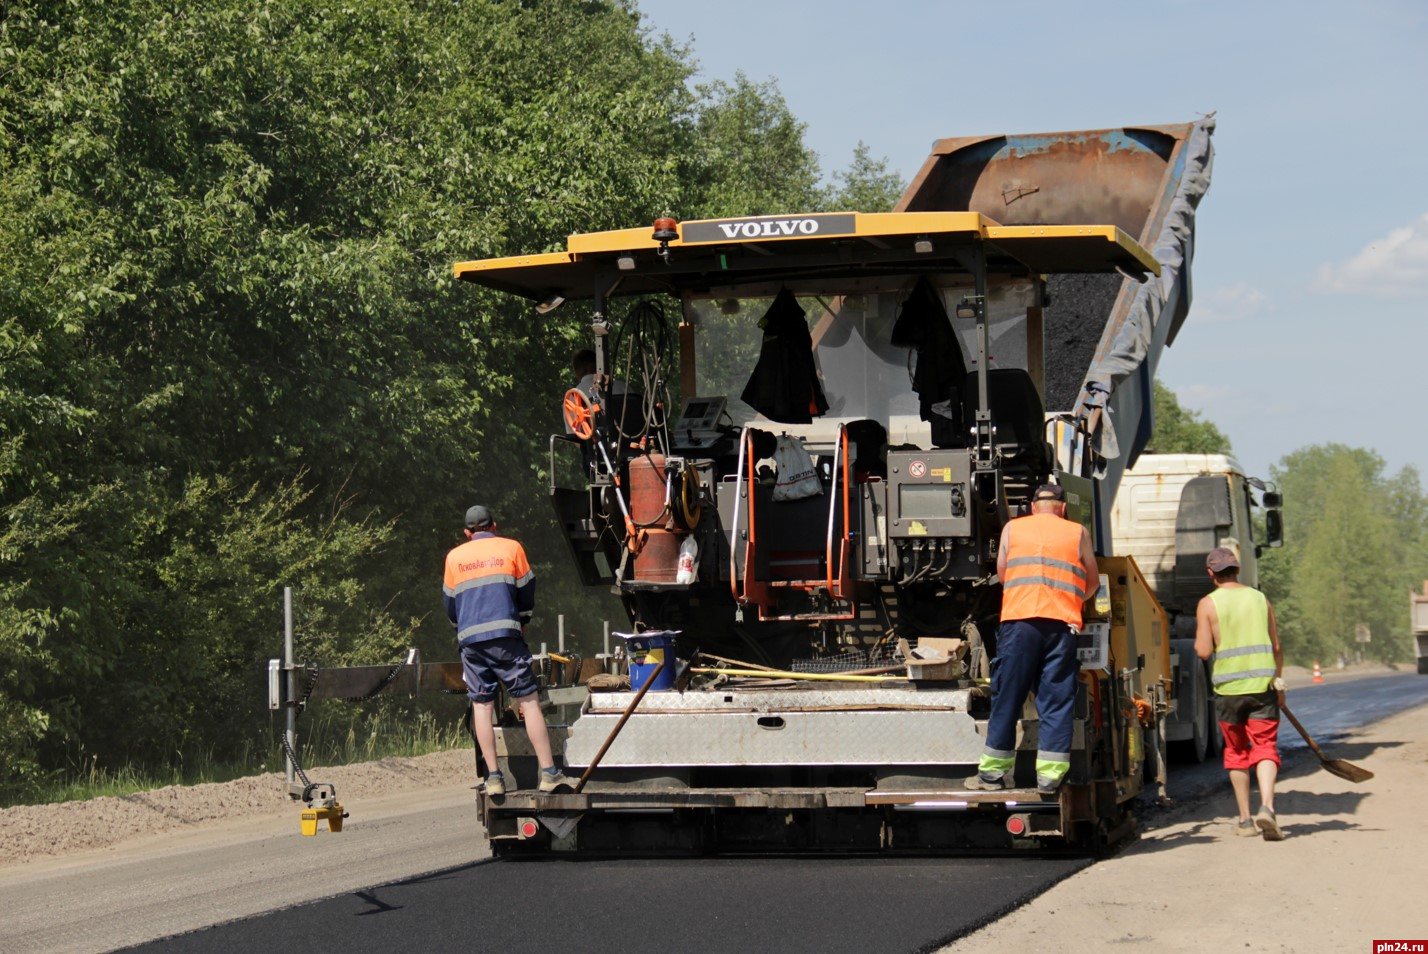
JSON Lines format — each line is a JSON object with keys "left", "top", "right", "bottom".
{"left": 124, "top": 854, "right": 1090, "bottom": 954}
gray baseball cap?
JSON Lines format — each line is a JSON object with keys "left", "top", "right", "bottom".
{"left": 464, "top": 505, "right": 494, "bottom": 530}
{"left": 1206, "top": 546, "right": 1240, "bottom": 572}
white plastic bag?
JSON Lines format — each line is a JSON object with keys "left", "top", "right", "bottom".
{"left": 771, "top": 435, "right": 823, "bottom": 502}
{"left": 676, "top": 535, "right": 698, "bottom": 584}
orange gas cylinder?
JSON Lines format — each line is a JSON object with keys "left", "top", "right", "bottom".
{"left": 629, "top": 453, "right": 680, "bottom": 581}
{"left": 628, "top": 453, "right": 670, "bottom": 527}
{"left": 634, "top": 528, "right": 681, "bottom": 582}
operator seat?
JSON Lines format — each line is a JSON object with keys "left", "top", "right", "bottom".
{"left": 845, "top": 419, "right": 888, "bottom": 480}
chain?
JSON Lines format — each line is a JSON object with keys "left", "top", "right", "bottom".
{"left": 282, "top": 732, "right": 313, "bottom": 787}
{"left": 279, "top": 652, "right": 412, "bottom": 788}
{"left": 281, "top": 666, "right": 317, "bottom": 787}
{"left": 344, "top": 655, "right": 411, "bottom": 702}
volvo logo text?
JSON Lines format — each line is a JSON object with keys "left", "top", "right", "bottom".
{"left": 716, "top": 218, "right": 821, "bottom": 239}
{"left": 680, "top": 213, "right": 855, "bottom": 245}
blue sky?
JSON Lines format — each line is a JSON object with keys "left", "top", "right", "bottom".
{"left": 634, "top": 0, "right": 1428, "bottom": 484}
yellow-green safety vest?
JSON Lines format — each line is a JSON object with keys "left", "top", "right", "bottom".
{"left": 1209, "top": 586, "right": 1275, "bottom": 695}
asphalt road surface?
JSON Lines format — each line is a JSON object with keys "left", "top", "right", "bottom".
{"left": 116, "top": 673, "right": 1428, "bottom": 954}
{"left": 124, "top": 855, "right": 1091, "bottom": 954}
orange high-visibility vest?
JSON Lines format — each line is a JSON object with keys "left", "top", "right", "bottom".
{"left": 1000, "top": 513, "right": 1088, "bottom": 627}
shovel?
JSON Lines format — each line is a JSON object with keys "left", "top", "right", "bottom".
{"left": 1280, "top": 703, "right": 1374, "bottom": 783}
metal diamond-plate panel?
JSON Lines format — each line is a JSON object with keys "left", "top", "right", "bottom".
{"left": 585, "top": 684, "right": 973, "bottom": 713}
{"left": 563, "top": 708, "right": 985, "bottom": 767}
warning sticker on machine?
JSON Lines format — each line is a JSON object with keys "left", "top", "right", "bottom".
{"left": 908, "top": 460, "right": 927, "bottom": 478}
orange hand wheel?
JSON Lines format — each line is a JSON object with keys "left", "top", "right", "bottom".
{"left": 563, "top": 387, "right": 597, "bottom": 440}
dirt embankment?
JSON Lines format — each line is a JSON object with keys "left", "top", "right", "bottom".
{"left": 0, "top": 748, "right": 478, "bottom": 867}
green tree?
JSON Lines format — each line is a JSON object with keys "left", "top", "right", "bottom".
{"left": 681, "top": 72, "right": 823, "bottom": 218}
{"left": 1259, "top": 445, "right": 1428, "bottom": 665}
{"left": 1148, "top": 380, "right": 1232, "bottom": 454}
{"left": 825, "top": 142, "right": 907, "bottom": 212}
{"left": 0, "top": 0, "right": 836, "bottom": 799}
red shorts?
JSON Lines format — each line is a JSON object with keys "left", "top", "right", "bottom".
{"left": 1219, "top": 718, "right": 1281, "bottom": 771}
{"left": 1217, "top": 689, "right": 1281, "bottom": 770}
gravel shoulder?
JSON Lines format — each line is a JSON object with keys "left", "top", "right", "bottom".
{"left": 0, "top": 748, "right": 481, "bottom": 869}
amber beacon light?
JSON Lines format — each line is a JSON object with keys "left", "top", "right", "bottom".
{"left": 652, "top": 217, "right": 679, "bottom": 262}
{"left": 651, "top": 218, "right": 679, "bottom": 242}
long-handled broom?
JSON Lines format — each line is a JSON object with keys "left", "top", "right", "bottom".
{"left": 1281, "top": 703, "right": 1374, "bottom": 783}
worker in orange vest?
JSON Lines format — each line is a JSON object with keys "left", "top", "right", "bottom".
{"left": 966, "top": 484, "right": 1098, "bottom": 796}
{"left": 443, "top": 505, "right": 575, "bottom": 797}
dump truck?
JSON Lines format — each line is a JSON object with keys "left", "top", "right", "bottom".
{"left": 452, "top": 119, "right": 1215, "bottom": 854}
{"left": 1110, "top": 453, "right": 1283, "bottom": 761}
{"left": 1413, "top": 583, "right": 1428, "bottom": 674}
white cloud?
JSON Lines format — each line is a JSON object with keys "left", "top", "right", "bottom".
{"left": 1316, "top": 212, "right": 1428, "bottom": 296}
{"left": 1192, "top": 282, "right": 1271, "bottom": 324}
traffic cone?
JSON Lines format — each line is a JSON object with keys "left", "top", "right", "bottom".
{"left": 1313, "top": 660, "right": 1323, "bottom": 683}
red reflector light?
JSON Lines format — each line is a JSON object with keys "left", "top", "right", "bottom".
{"left": 1006, "top": 815, "right": 1027, "bottom": 836}
{"left": 520, "top": 820, "right": 539, "bottom": 839}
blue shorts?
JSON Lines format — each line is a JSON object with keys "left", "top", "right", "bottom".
{"left": 460, "top": 636, "right": 538, "bottom": 703}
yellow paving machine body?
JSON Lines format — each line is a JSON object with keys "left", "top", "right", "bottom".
{"left": 450, "top": 120, "right": 1217, "bottom": 853}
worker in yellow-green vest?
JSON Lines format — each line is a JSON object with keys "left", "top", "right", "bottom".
{"left": 1195, "top": 546, "right": 1286, "bottom": 841}
{"left": 965, "top": 483, "right": 1098, "bottom": 797}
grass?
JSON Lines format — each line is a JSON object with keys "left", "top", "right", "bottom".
{"left": 18, "top": 705, "right": 473, "bottom": 808}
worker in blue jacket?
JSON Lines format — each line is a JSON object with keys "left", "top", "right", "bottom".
{"left": 444, "top": 505, "right": 575, "bottom": 796}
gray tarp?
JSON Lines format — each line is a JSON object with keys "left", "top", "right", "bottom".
{"left": 1078, "top": 117, "right": 1216, "bottom": 471}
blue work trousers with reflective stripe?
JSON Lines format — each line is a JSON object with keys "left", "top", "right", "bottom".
{"left": 984, "top": 618, "right": 1078, "bottom": 773}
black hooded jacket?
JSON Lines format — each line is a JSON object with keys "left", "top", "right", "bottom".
{"left": 740, "top": 288, "right": 829, "bottom": 424}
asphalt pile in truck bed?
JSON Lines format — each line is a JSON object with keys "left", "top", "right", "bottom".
{"left": 1042, "top": 273, "right": 1121, "bottom": 414}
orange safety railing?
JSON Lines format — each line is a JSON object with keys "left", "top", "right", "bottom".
{"left": 730, "top": 425, "right": 855, "bottom": 621}
{"left": 824, "top": 423, "right": 853, "bottom": 600}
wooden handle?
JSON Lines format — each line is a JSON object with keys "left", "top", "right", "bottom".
{"left": 1280, "top": 703, "right": 1328, "bottom": 760}
{"left": 574, "top": 659, "right": 665, "bottom": 794}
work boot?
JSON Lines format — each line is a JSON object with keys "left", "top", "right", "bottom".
{"left": 1255, "top": 806, "right": 1284, "bottom": 841}
{"left": 1234, "top": 818, "right": 1258, "bottom": 837}
{"left": 483, "top": 771, "right": 506, "bottom": 797}
{"left": 963, "top": 773, "right": 1014, "bottom": 791}
{"left": 538, "top": 768, "right": 577, "bottom": 793}
{"left": 1036, "top": 776, "right": 1063, "bottom": 798}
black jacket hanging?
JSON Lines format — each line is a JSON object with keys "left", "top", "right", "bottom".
{"left": 740, "top": 288, "right": 829, "bottom": 424}
{"left": 890, "top": 278, "right": 967, "bottom": 446}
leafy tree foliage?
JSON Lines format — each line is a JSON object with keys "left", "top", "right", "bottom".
{"left": 825, "top": 142, "right": 907, "bottom": 212}
{"left": 1259, "top": 445, "right": 1428, "bottom": 665}
{"left": 0, "top": 0, "right": 831, "bottom": 800}
{"left": 1148, "top": 381, "right": 1232, "bottom": 454}
{"left": 680, "top": 72, "right": 823, "bottom": 218}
